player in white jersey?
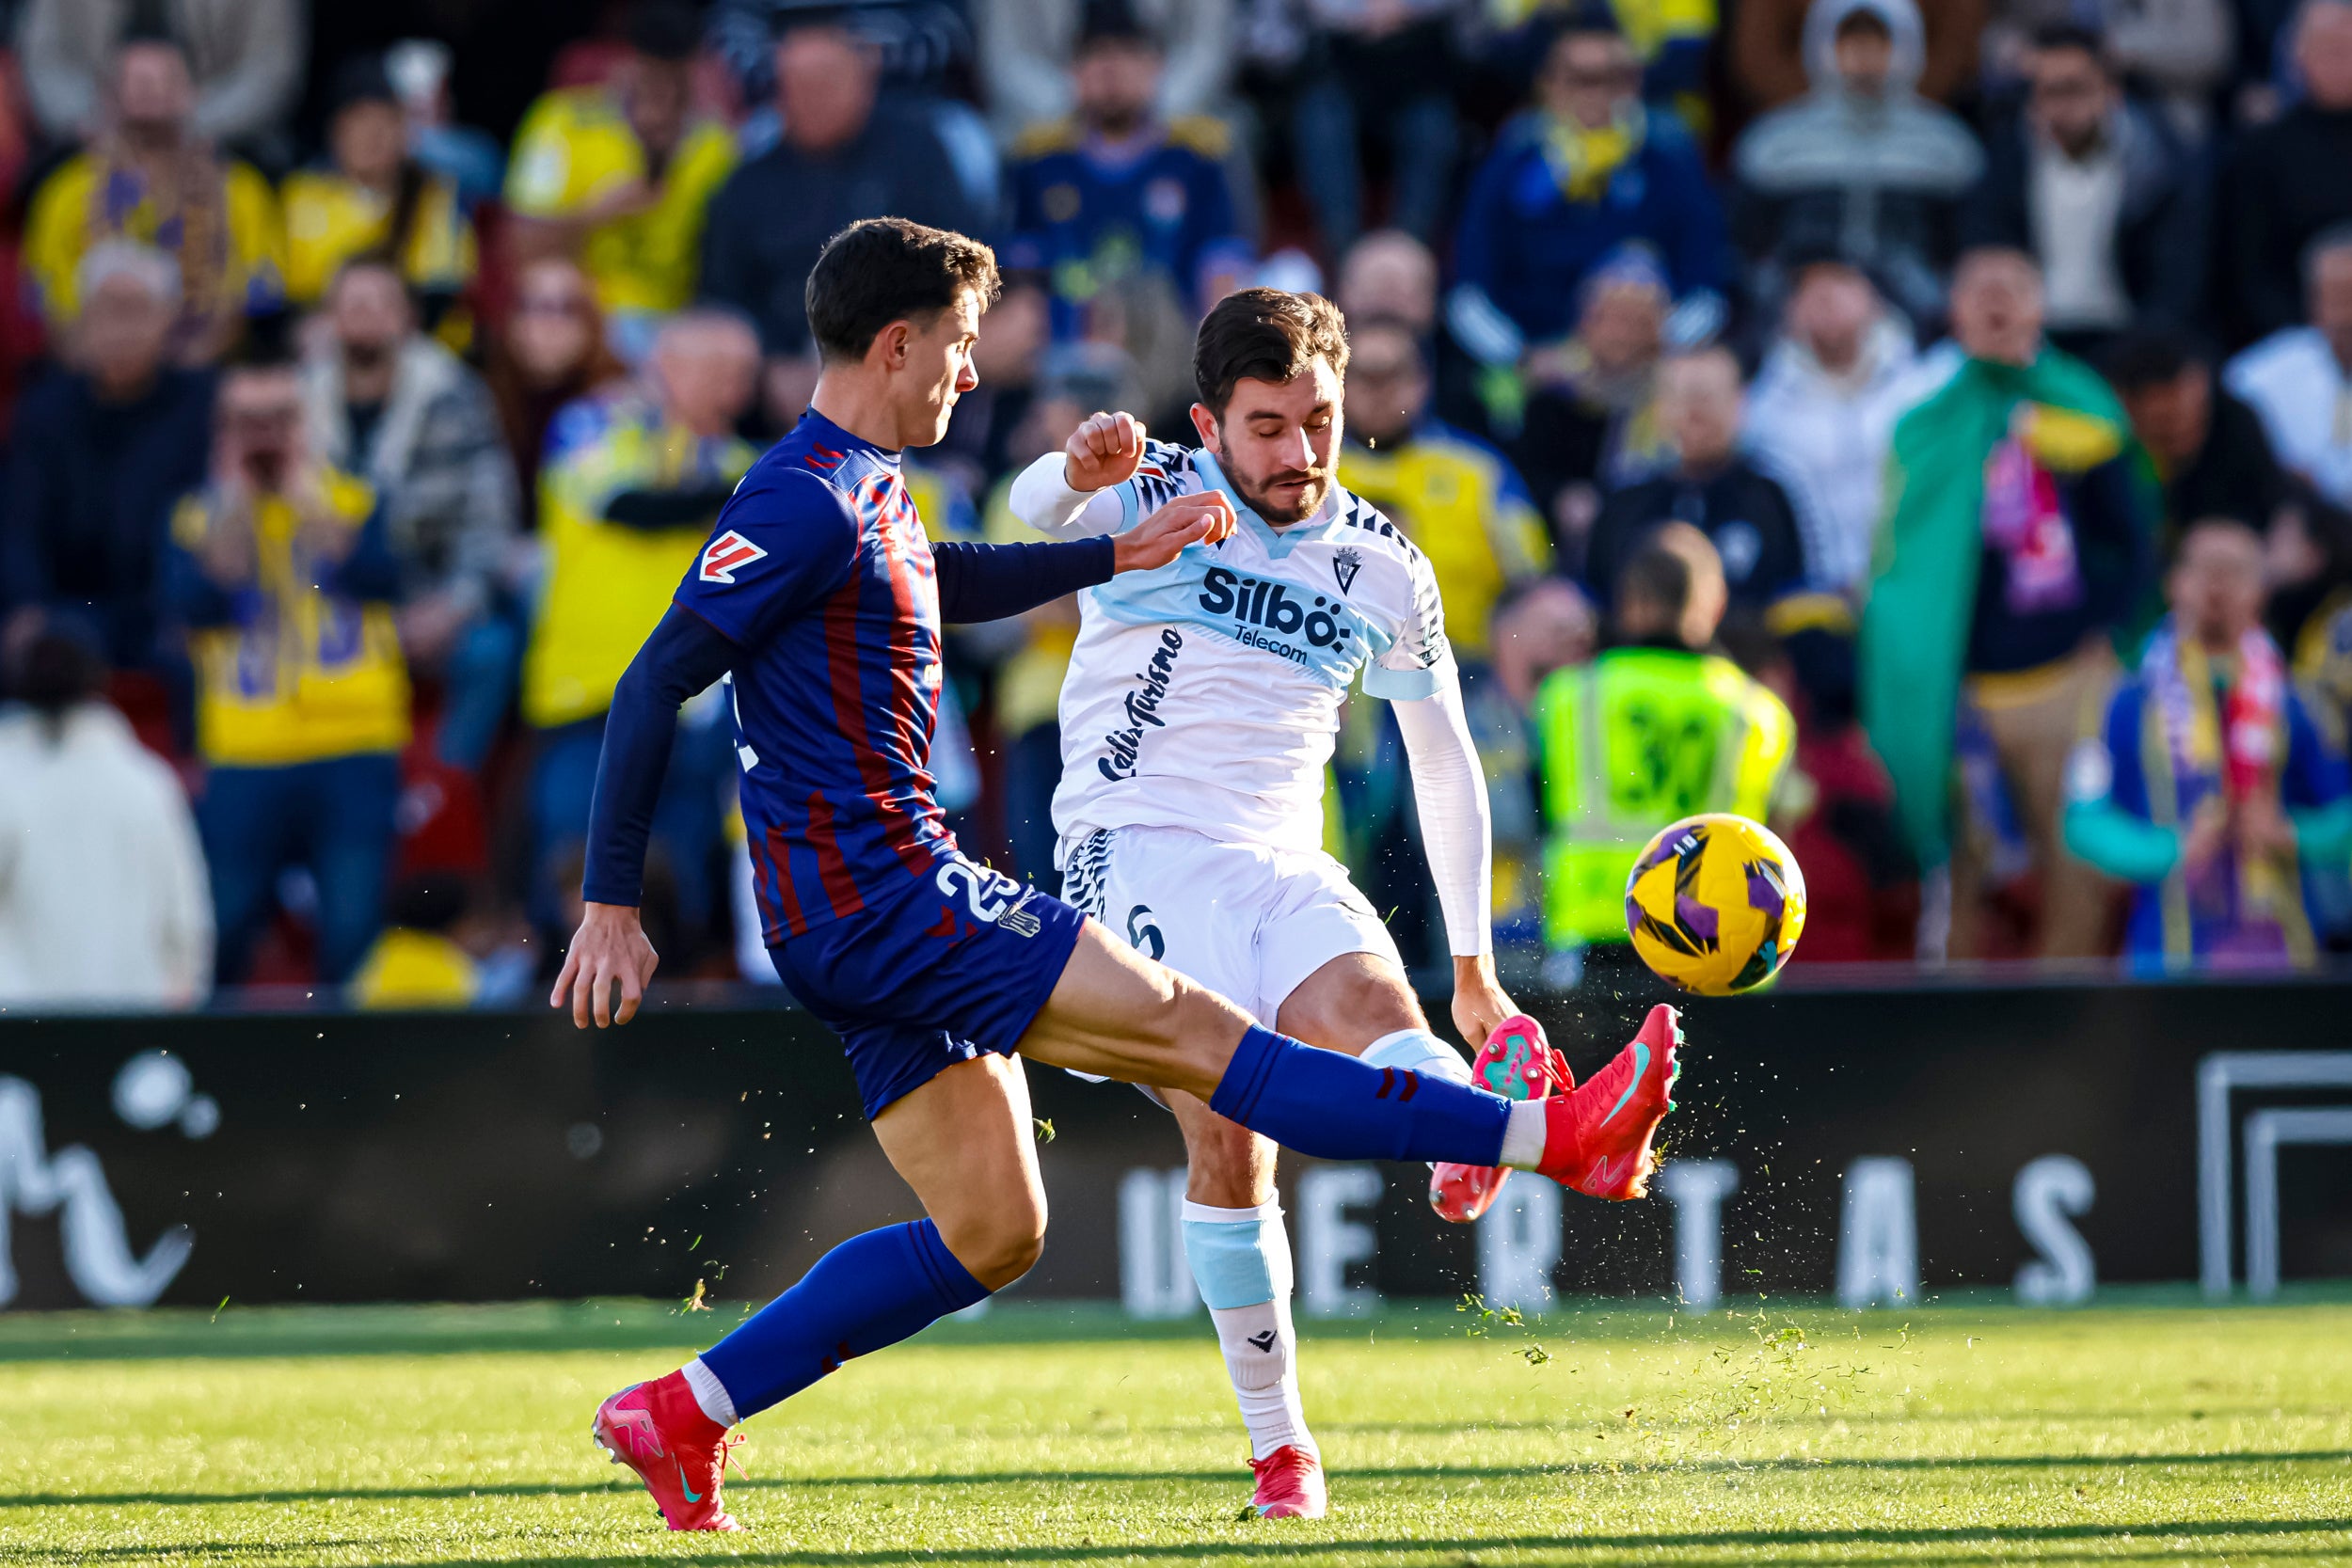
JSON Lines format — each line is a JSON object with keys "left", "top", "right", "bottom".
{"left": 1007, "top": 290, "right": 1576, "bottom": 1519}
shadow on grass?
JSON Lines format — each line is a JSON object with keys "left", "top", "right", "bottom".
{"left": 7, "top": 1448, "right": 2345, "bottom": 1512}
{"left": 2, "top": 1513, "right": 2346, "bottom": 1567}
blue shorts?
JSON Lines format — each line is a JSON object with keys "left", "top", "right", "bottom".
{"left": 769, "top": 851, "right": 1089, "bottom": 1119}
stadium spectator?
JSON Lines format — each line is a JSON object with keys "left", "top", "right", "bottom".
{"left": 1584, "top": 345, "right": 1811, "bottom": 611}
{"left": 698, "top": 16, "right": 979, "bottom": 420}
{"left": 504, "top": 2, "right": 739, "bottom": 361}
{"left": 382, "top": 39, "right": 506, "bottom": 209}
{"left": 2106, "top": 329, "right": 2297, "bottom": 551}
{"left": 1452, "top": 12, "right": 1725, "bottom": 358}
{"left": 0, "top": 245, "right": 216, "bottom": 671}
{"left": 1743, "top": 255, "right": 1922, "bottom": 593}
{"left": 1978, "top": 0, "right": 2230, "bottom": 140}
{"left": 485, "top": 259, "right": 629, "bottom": 532}
{"left": 2225, "top": 230, "right": 2352, "bottom": 513}
{"left": 1337, "top": 319, "right": 1551, "bottom": 668}
{"left": 166, "top": 355, "right": 408, "bottom": 986}
{"left": 0, "top": 625, "right": 213, "bottom": 1008}
{"left": 2218, "top": 0, "right": 2352, "bottom": 346}
{"left": 1730, "top": 0, "right": 1983, "bottom": 108}
{"left": 520, "top": 311, "right": 759, "bottom": 942}
{"left": 1336, "top": 228, "right": 1496, "bottom": 439}
{"left": 19, "top": 0, "right": 304, "bottom": 156}
{"left": 1003, "top": 6, "right": 1253, "bottom": 343}
{"left": 1958, "top": 25, "right": 2206, "bottom": 357}
{"left": 981, "top": 0, "right": 1235, "bottom": 136}
{"left": 1290, "top": 0, "right": 1461, "bottom": 254}
{"left": 301, "top": 259, "right": 520, "bottom": 774}
{"left": 1730, "top": 0, "right": 1980, "bottom": 332}
{"left": 24, "top": 33, "right": 286, "bottom": 367}
{"left": 1861, "top": 246, "right": 2153, "bottom": 961}
{"left": 1530, "top": 526, "right": 1797, "bottom": 986}
{"left": 1508, "top": 246, "right": 1673, "bottom": 562}
{"left": 280, "top": 56, "right": 477, "bottom": 335}
{"left": 2064, "top": 517, "right": 2352, "bottom": 971}
{"left": 348, "top": 875, "right": 482, "bottom": 1008}
{"left": 1757, "top": 594, "right": 1921, "bottom": 962}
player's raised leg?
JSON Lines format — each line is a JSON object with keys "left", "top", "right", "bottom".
{"left": 594, "top": 1053, "right": 1043, "bottom": 1530}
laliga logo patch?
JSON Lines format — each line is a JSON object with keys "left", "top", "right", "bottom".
{"left": 699, "top": 531, "right": 768, "bottom": 583}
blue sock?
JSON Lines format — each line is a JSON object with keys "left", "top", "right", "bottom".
{"left": 698, "top": 1219, "right": 988, "bottom": 1419}
{"left": 1210, "top": 1025, "right": 1511, "bottom": 1165}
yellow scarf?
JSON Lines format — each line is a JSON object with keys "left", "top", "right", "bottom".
{"left": 1540, "top": 105, "right": 1645, "bottom": 203}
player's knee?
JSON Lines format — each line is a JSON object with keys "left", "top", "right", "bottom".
{"left": 944, "top": 1200, "right": 1047, "bottom": 1291}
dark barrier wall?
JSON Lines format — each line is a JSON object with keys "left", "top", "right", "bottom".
{"left": 0, "top": 981, "right": 2345, "bottom": 1313}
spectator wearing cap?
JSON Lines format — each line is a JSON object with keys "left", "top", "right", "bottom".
{"left": 164, "top": 354, "right": 410, "bottom": 986}
{"left": 24, "top": 34, "right": 286, "bottom": 367}
{"left": 20, "top": 0, "right": 304, "bottom": 155}
{"left": 281, "top": 56, "right": 478, "bottom": 340}
{"left": 1004, "top": 5, "right": 1253, "bottom": 345}
{"left": 1743, "top": 256, "right": 1921, "bottom": 594}
{"left": 1290, "top": 0, "right": 1463, "bottom": 255}
{"left": 0, "top": 626, "right": 213, "bottom": 1008}
{"left": 2219, "top": 0, "right": 2352, "bottom": 345}
{"left": 1862, "top": 246, "right": 2153, "bottom": 961}
{"left": 521, "top": 311, "right": 760, "bottom": 942}
{"left": 1584, "top": 344, "right": 1812, "bottom": 612}
{"left": 2225, "top": 229, "right": 2352, "bottom": 514}
{"left": 1452, "top": 12, "right": 1725, "bottom": 361}
{"left": 505, "top": 2, "right": 739, "bottom": 359}
{"left": 1, "top": 245, "right": 217, "bottom": 672}
{"left": 1730, "top": 0, "right": 1980, "bottom": 331}
{"left": 1508, "top": 245, "right": 1675, "bottom": 562}
{"left": 2064, "top": 517, "right": 2352, "bottom": 972}
{"left": 697, "top": 16, "right": 980, "bottom": 422}
{"left": 981, "top": 0, "right": 1235, "bottom": 138}
{"left": 302, "top": 259, "right": 521, "bottom": 774}
{"left": 1958, "top": 25, "right": 2205, "bottom": 361}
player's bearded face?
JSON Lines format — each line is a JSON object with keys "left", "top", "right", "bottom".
{"left": 1197, "top": 362, "right": 1343, "bottom": 524}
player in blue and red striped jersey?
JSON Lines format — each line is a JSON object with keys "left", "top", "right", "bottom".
{"left": 553, "top": 217, "right": 1683, "bottom": 1532}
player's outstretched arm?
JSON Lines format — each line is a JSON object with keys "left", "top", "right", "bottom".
{"left": 931, "top": 493, "right": 1236, "bottom": 622}
{"left": 1007, "top": 410, "right": 1152, "bottom": 536}
{"left": 553, "top": 604, "right": 739, "bottom": 1028}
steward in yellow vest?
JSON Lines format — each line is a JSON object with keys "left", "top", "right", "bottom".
{"left": 1532, "top": 529, "right": 1794, "bottom": 954}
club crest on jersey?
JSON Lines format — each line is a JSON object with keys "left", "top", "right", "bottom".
{"left": 699, "top": 531, "right": 768, "bottom": 583}
{"left": 1331, "top": 546, "right": 1363, "bottom": 594}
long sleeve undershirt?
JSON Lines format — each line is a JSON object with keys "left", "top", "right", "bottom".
{"left": 581, "top": 534, "right": 1114, "bottom": 908}
{"left": 1392, "top": 663, "right": 1495, "bottom": 958}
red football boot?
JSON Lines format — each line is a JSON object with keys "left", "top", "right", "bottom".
{"left": 1535, "top": 1004, "right": 1682, "bottom": 1200}
{"left": 1430, "top": 1014, "right": 1574, "bottom": 1223}
{"left": 1248, "top": 1444, "right": 1327, "bottom": 1518}
{"left": 591, "top": 1371, "right": 745, "bottom": 1531}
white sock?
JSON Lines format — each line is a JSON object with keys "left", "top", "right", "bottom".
{"left": 682, "top": 1355, "right": 739, "bottom": 1429}
{"left": 1500, "top": 1099, "right": 1549, "bottom": 1170}
{"left": 1182, "top": 1198, "right": 1317, "bottom": 1461}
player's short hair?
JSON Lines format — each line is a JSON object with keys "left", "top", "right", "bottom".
{"left": 1192, "top": 288, "right": 1349, "bottom": 416}
{"left": 805, "top": 217, "right": 1002, "bottom": 364}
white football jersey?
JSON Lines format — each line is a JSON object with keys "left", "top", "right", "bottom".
{"left": 1025, "top": 439, "right": 1454, "bottom": 854}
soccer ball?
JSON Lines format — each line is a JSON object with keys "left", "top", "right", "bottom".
{"left": 1623, "top": 814, "right": 1807, "bottom": 995}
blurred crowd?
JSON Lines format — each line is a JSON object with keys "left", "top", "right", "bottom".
{"left": 2, "top": 0, "right": 2351, "bottom": 1011}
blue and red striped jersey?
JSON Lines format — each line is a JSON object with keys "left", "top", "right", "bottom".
{"left": 674, "top": 410, "right": 957, "bottom": 942}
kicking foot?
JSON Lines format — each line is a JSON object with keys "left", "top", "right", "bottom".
{"left": 591, "top": 1372, "right": 745, "bottom": 1531}
{"left": 1535, "top": 1003, "right": 1682, "bottom": 1200}
{"left": 1430, "top": 1014, "right": 1573, "bottom": 1223}
{"left": 1248, "top": 1444, "right": 1327, "bottom": 1518}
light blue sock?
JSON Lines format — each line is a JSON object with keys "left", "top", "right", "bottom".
{"left": 1183, "top": 1198, "right": 1313, "bottom": 1460}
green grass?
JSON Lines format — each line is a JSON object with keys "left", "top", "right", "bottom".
{"left": 0, "top": 1296, "right": 2346, "bottom": 1566}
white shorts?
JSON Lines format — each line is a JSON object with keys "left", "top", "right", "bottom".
{"left": 1058, "top": 824, "right": 1403, "bottom": 1027}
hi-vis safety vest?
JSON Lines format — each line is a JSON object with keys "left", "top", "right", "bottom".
{"left": 1533, "top": 646, "right": 1796, "bottom": 947}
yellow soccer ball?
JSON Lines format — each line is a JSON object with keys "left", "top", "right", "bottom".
{"left": 1623, "top": 813, "right": 1807, "bottom": 995}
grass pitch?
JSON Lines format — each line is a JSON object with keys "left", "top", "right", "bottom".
{"left": 0, "top": 1293, "right": 2344, "bottom": 1566}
